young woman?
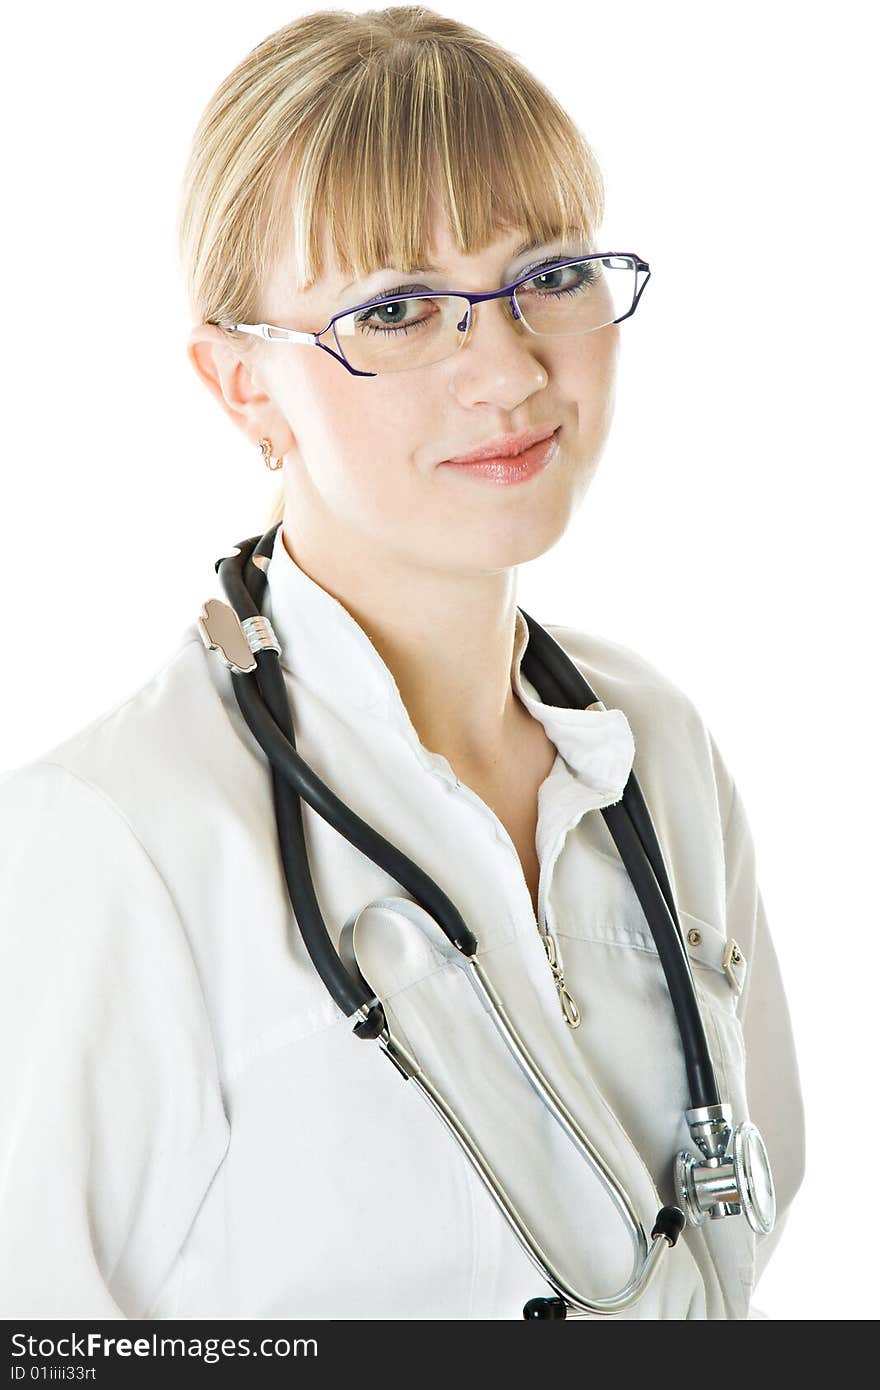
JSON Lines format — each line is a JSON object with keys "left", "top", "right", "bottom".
{"left": 0, "top": 6, "right": 804, "bottom": 1320}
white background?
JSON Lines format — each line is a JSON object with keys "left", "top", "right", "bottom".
{"left": 1, "top": 1, "right": 876, "bottom": 1320}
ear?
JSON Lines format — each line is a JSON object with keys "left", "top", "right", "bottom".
{"left": 186, "top": 324, "right": 295, "bottom": 453}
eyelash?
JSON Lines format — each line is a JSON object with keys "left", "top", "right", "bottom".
{"left": 520, "top": 254, "right": 580, "bottom": 280}
{"left": 366, "top": 256, "right": 585, "bottom": 306}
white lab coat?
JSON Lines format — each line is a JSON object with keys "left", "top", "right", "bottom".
{"left": 0, "top": 524, "right": 805, "bottom": 1320}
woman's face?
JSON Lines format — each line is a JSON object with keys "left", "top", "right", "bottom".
{"left": 233, "top": 207, "right": 619, "bottom": 576}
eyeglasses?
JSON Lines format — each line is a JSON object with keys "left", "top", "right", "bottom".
{"left": 225, "top": 251, "right": 650, "bottom": 378}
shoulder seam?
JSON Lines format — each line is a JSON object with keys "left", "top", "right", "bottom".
{"left": 720, "top": 776, "right": 739, "bottom": 845}
{"left": 43, "top": 634, "right": 204, "bottom": 764}
{"left": 39, "top": 760, "right": 179, "bottom": 891}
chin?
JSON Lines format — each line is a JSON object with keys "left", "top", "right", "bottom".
{"left": 449, "top": 506, "right": 573, "bottom": 572}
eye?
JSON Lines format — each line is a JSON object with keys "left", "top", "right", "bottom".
{"left": 352, "top": 290, "right": 438, "bottom": 337}
{"left": 518, "top": 258, "right": 599, "bottom": 298}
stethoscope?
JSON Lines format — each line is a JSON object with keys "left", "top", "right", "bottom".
{"left": 198, "top": 521, "right": 776, "bottom": 1320}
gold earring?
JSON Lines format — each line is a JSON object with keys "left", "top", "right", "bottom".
{"left": 260, "top": 438, "right": 284, "bottom": 471}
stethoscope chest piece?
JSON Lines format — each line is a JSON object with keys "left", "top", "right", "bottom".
{"left": 674, "top": 1106, "right": 776, "bottom": 1234}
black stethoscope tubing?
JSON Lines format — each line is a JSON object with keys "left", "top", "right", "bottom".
{"left": 217, "top": 523, "right": 720, "bottom": 1111}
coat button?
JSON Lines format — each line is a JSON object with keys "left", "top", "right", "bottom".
{"left": 686, "top": 927, "right": 702, "bottom": 947}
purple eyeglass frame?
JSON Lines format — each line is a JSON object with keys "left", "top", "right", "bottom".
{"left": 225, "top": 251, "right": 650, "bottom": 378}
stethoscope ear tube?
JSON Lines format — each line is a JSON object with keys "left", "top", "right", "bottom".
{"left": 518, "top": 611, "right": 720, "bottom": 1112}
{"left": 220, "top": 529, "right": 480, "bottom": 1021}
{"left": 221, "top": 530, "right": 372, "bottom": 1020}
{"left": 520, "top": 612, "right": 685, "bottom": 934}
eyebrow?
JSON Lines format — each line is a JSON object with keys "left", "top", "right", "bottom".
{"left": 340, "top": 236, "right": 574, "bottom": 296}
{"left": 403, "top": 236, "right": 554, "bottom": 275}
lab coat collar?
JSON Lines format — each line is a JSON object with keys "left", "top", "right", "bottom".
{"left": 262, "top": 523, "right": 636, "bottom": 808}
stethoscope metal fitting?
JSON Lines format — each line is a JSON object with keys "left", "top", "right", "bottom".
{"left": 199, "top": 525, "right": 777, "bottom": 1319}
{"left": 675, "top": 1105, "right": 775, "bottom": 1233}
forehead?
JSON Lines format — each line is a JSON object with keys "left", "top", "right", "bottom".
{"left": 263, "top": 206, "right": 576, "bottom": 315}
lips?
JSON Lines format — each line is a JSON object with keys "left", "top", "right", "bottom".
{"left": 438, "top": 428, "right": 560, "bottom": 486}
{"left": 442, "top": 424, "right": 559, "bottom": 465}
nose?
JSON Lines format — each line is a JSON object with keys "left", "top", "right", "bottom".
{"left": 451, "top": 295, "right": 549, "bottom": 406}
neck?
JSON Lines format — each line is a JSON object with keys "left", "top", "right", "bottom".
{"left": 280, "top": 521, "right": 526, "bottom": 775}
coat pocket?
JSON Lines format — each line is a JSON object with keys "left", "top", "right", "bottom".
{"left": 680, "top": 909, "right": 749, "bottom": 1012}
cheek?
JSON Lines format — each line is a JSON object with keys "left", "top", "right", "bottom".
{"left": 559, "top": 326, "right": 618, "bottom": 405}
{"left": 554, "top": 329, "right": 619, "bottom": 450}
{"left": 290, "top": 360, "right": 432, "bottom": 509}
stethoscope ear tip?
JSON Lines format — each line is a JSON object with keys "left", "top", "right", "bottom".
{"left": 651, "top": 1205, "right": 687, "bottom": 1247}
{"left": 522, "top": 1296, "right": 569, "bottom": 1320}
{"left": 352, "top": 1003, "right": 386, "bottom": 1040}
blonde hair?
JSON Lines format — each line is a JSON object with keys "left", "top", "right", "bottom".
{"left": 176, "top": 6, "right": 606, "bottom": 531}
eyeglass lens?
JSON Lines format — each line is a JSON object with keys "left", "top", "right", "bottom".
{"left": 330, "top": 256, "right": 639, "bottom": 375}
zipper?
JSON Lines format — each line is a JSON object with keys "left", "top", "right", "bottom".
{"left": 540, "top": 928, "right": 582, "bottom": 1029}
{"left": 442, "top": 768, "right": 583, "bottom": 1030}
{"left": 534, "top": 818, "right": 582, "bottom": 1030}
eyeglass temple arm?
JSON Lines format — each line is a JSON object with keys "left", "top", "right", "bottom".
{"left": 228, "top": 323, "right": 318, "bottom": 344}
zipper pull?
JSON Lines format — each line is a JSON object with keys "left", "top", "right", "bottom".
{"left": 541, "top": 931, "right": 582, "bottom": 1029}
{"left": 557, "top": 982, "right": 582, "bottom": 1029}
